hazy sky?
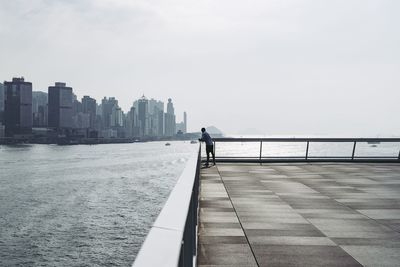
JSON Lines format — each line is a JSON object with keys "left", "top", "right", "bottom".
{"left": 1, "top": 0, "right": 399, "bottom": 135}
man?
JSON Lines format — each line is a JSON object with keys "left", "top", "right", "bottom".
{"left": 199, "top": 127, "right": 215, "bottom": 167}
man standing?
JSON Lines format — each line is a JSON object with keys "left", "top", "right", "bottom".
{"left": 199, "top": 127, "right": 215, "bottom": 167}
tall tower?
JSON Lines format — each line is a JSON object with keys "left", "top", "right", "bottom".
{"left": 167, "top": 98, "right": 174, "bottom": 115}
{"left": 164, "top": 98, "right": 176, "bottom": 136}
{"left": 101, "top": 97, "right": 118, "bottom": 129}
{"left": 82, "top": 96, "right": 97, "bottom": 129}
{"left": 48, "top": 82, "right": 73, "bottom": 130}
{"left": 4, "top": 77, "right": 32, "bottom": 137}
{"left": 0, "top": 83, "right": 4, "bottom": 124}
{"left": 138, "top": 95, "right": 148, "bottom": 136}
{"left": 32, "top": 91, "right": 48, "bottom": 127}
{"left": 183, "top": 111, "right": 187, "bottom": 133}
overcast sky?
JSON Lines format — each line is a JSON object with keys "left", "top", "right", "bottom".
{"left": 1, "top": 0, "right": 399, "bottom": 135}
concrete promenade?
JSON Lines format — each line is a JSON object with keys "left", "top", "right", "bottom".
{"left": 198, "top": 163, "right": 400, "bottom": 266}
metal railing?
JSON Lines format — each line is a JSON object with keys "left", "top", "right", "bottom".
{"left": 133, "top": 146, "right": 201, "bottom": 267}
{"left": 211, "top": 138, "right": 400, "bottom": 163}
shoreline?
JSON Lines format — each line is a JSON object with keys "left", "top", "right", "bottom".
{"left": 0, "top": 136, "right": 200, "bottom": 146}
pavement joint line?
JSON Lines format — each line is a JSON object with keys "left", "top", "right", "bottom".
{"left": 214, "top": 165, "right": 261, "bottom": 267}
{"left": 293, "top": 162, "right": 400, "bottom": 234}
{"left": 304, "top": 164, "right": 400, "bottom": 234}
{"left": 266, "top": 163, "right": 373, "bottom": 266}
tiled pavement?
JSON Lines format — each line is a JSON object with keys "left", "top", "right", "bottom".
{"left": 197, "top": 163, "right": 400, "bottom": 267}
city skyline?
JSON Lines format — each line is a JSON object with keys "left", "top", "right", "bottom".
{"left": 0, "top": 77, "right": 189, "bottom": 140}
{"left": 5, "top": 80, "right": 188, "bottom": 125}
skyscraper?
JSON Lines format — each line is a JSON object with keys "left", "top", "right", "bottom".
{"left": 157, "top": 106, "right": 164, "bottom": 136}
{"left": 101, "top": 97, "right": 118, "bottom": 129}
{"left": 82, "top": 96, "right": 97, "bottom": 129}
{"left": 0, "top": 83, "right": 4, "bottom": 124}
{"left": 167, "top": 98, "right": 174, "bottom": 115}
{"left": 4, "top": 77, "right": 33, "bottom": 137}
{"left": 111, "top": 105, "right": 123, "bottom": 127}
{"left": 138, "top": 95, "right": 148, "bottom": 136}
{"left": 184, "top": 111, "right": 187, "bottom": 133}
{"left": 124, "top": 106, "right": 137, "bottom": 138}
{"left": 32, "top": 91, "right": 48, "bottom": 127}
{"left": 48, "top": 82, "right": 73, "bottom": 130}
{"left": 164, "top": 98, "right": 176, "bottom": 136}
{"left": 72, "top": 94, "right": 82, "bottom": 116}
{"left": 148, "top": 98, "right": 164, "bottom": 137}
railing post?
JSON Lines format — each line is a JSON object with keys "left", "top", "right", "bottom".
{"left": 259, "top": 141, "right": 263, "bottom": 164}
{"left": 305, "top": 141, "right": 310, "bottom": 160}
{"left": 179, "top": 241, "right": 184, "bottom": 267}
{"left": 351, "top": 141, "right": 357, "bottom": 160}
{"left": 192, "top": 191, "right": 196, "bottom": 255}
{"left": 398, "top": 149, "right": 400, "bottom": 160}
{"left": 213, "top": 141, "right": 216, "bottom": 160}
{"left": 181, "top": 194, "right": 194, "bottom": 267}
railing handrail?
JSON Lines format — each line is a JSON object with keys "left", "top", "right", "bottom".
{"left": 133, "top": 145, "right": 200, "bottom": 267}
{"left": 213, "top": 137, "right": 400, "bottom": 142}
{"left": 209, "top": 137, "right": 400, "bottom": 162}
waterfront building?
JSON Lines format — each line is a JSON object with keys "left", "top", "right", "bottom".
{"left": 4, "top": 77, "right": 33, "bottom": 137}
{"left": 137, "top": 95, "right": 149, "bottom": 137}
{"left": 48, "top": 82, "right": 73, "bottom": 130}
{"left": 148, "top": 98, "right": 164, "bottom": 137}
{"left": 167, "top": 97, "right": 174, "bottom": 115}
{"left": 0, "top": 83, "right": 4, "bottom": 124}
{"left": 95, "top": 103, "right": 103, "bottom": 130}
{"left": 72, "top": 94, "right": 82, "bottom": 114}
{"left": 101, "top": 97, "right": 118, "bottom": 129}
{"left": 184, "top": 111, "right": 187, "bottom": 133}
{"left": 124, "top": 106, "right": 136, "bottom": 138}
{"left": 72, "top": 112, "right": 90, "bottom": 129}
{"left": 157, "top": 108, "right": 164, "bottom": 136}
{"left": 82, "top": 96, "right": 96, "bottom": 129}
{"left": 110, "top": 105, "right": 123, "bottom": 127}
{"left": 164, "top": 98, "right": 176, "bottom": 136}
{"left": 32, "top": 91, "right": 48, "bottom": 127}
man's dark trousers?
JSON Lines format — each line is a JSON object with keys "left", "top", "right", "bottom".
{"left": 206, "top": 145, "right": 215, "bottom": 166}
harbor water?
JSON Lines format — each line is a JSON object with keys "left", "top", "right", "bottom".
{"left": 0, "top": 142, "right": 197, "bottom": 266}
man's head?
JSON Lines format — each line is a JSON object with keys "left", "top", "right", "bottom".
{"left": 201, "top": 128, "right": 206, "bottom": 133}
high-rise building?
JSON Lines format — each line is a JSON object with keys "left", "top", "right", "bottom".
{"left": 32, "top": 91, "right": 48, "bottom": 127}
{"left": 72, "top": 112, "right": 90, "bottom": 129}
{"left": 124, "top": 106, "right": 137, "bottom": 138}
{"left": 157, "top": 108, "right": 164, "bottom": 136}
{"left": 48, "top": 82, "right": 73, "bottom": 130}
{"left": 111, "top": 105, "right": 123, "bottom": 127}
{"left": 148, "top": 98, "right": 164, "bottom": 137}
{"left": 82, "top": 96, "right": 97, "bottom": 129}
{"left": 101, "top": 97, "right": 118, "bottom": 129}
{"left": 164, "top": 98, "right": 176, "bottom": 136}
{"left": 4, "top": 77, "right": 33, "bottom": 137}
{"left": 138, "top": 95, "right": 148, "bottom": 136}
{"left": 72, "top": 94, "right": 82, "bottom": 117}
{"left": 0, "top": 83, "right": 4, "bottom": 124}
{"left": 183, "top": 111, "right": 187, "bottom": 133}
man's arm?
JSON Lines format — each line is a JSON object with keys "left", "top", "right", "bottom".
{"left": 198, "top": 133, "right": 205, "bottom": 142}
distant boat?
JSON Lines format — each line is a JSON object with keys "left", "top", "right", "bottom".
{"left": 190, "top": 140, "right": 198, "bottom": 144}
{"left": 370, "top": 144, "right": 378, "bottom": 147}
{"left": 165, "top": 143, "right": 171, "bottom": 146}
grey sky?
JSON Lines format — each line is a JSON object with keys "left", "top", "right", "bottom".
{"left": 1, "top": 0, "right": 399, "bottom": 135}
